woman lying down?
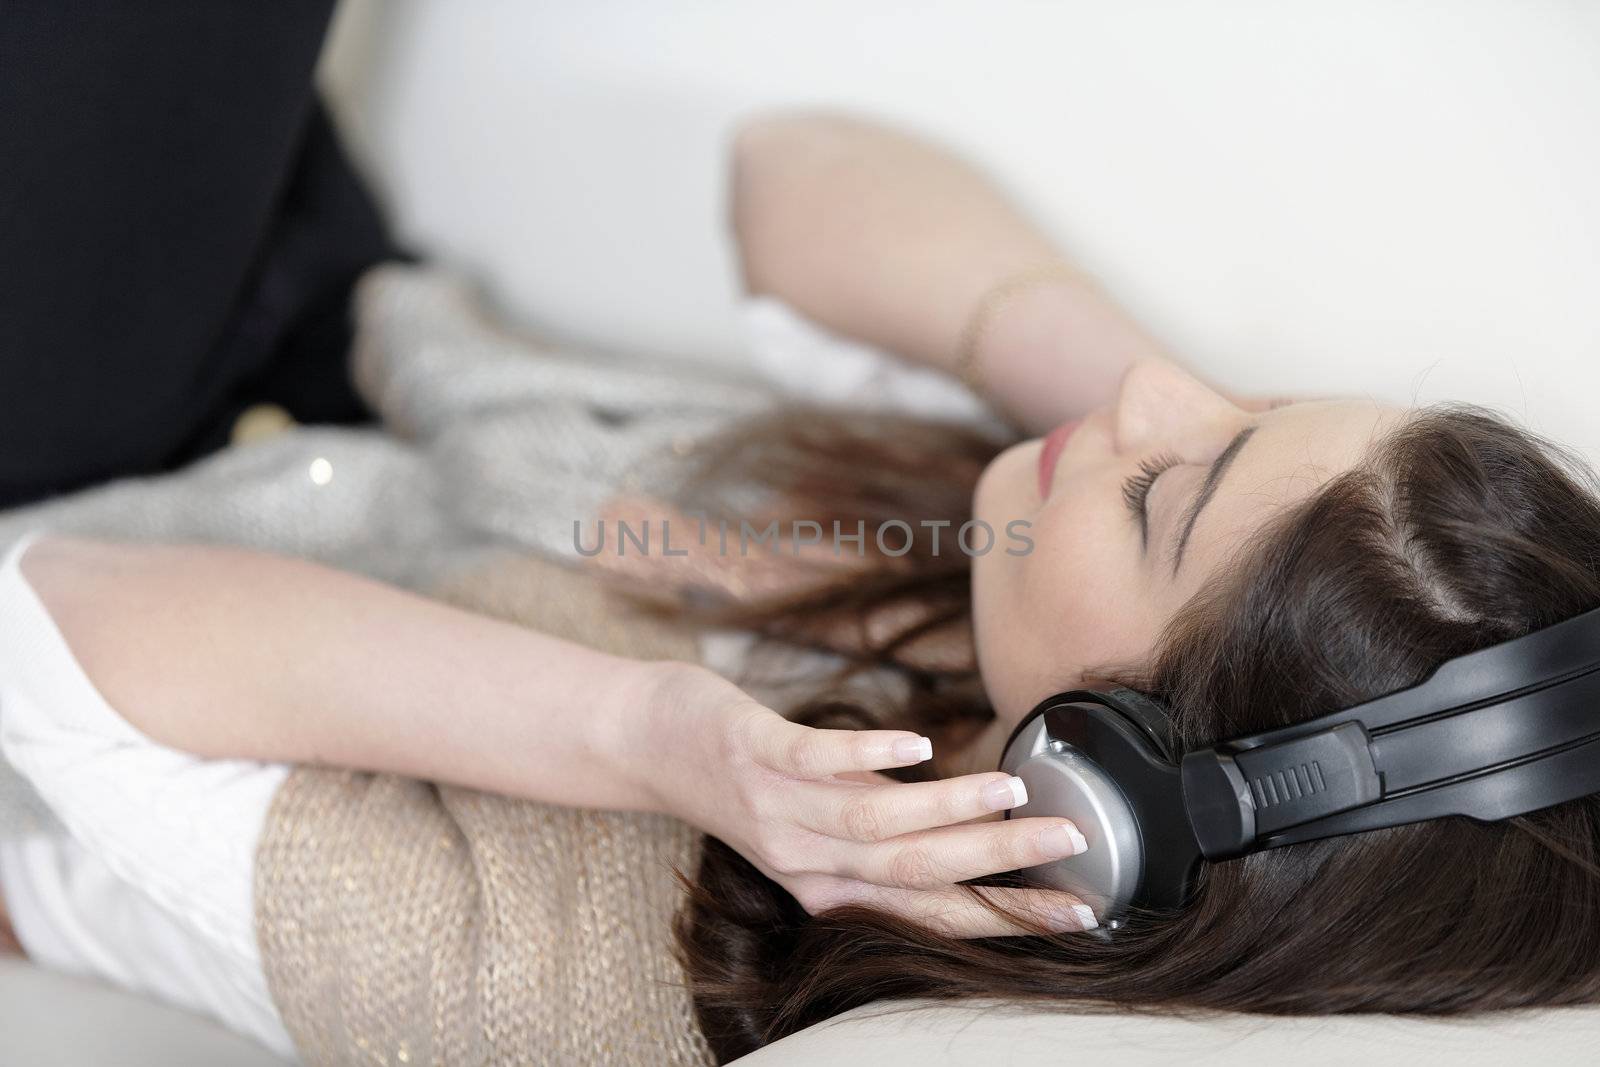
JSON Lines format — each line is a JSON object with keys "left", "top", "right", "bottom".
{"left": 6, "top": 114, "right": 1600, "bottom": 1066}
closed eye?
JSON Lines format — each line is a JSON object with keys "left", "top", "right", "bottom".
{"left": 1121, "top": 451, "right": 1180, "bottom": 549}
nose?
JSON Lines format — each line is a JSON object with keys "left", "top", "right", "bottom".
{"left": 1111, "top": 358, "right": 1243, "bottom": 456}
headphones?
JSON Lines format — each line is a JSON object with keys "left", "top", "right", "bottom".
{"left": 998, "top": 605, "right": 1600, "bottom": 927}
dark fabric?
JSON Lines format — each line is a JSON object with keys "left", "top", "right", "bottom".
{"left": 0, "top": 0, "right": 401, "bottom": 507}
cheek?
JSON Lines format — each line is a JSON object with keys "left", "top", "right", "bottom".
{"left": 972, "top": 481, "right": 1164, "bottom": 721}
{"left": 1032, "top": 515, "right": 1155, "bottom": 665}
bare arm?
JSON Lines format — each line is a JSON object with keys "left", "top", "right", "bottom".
{"left": 730, "top": 112, "right": 1172, "bottom": 433}
{"left": 19, "top": 535, "right": 667, "bottom": 811}
{"left": 16, "top": 536, "right": 1099, "bottom": 934}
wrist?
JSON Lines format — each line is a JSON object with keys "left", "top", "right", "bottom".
{"left": 971, "top": 273, "right": 1155, "bottom": 434}
{"left": 588, "top": 658, "right": 719, "bottom": 817}
{"left": 955, "top": 267, "right": 1079, "bottom": 389}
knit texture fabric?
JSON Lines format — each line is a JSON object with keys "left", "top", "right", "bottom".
{"left": 255, "top": 554, "right": 715, "bottom": 1067}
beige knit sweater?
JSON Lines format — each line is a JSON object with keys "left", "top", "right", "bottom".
{"left": 254, "top": 556, "right": 717, "bottom": 1067}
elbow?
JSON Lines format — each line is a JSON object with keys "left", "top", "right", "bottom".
{"left": 728, "top": 111, "right": 809, "bottom": 294}
{"left": 726, "top": 109, "right": 862, "bottom": 295}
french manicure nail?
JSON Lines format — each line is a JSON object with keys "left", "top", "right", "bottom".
{"left": 1063, "top": 903, "right": 1099, "bottom": 931}
{"left": 1039, "top": 823, "right": 1088, "bottom": 859}
{"left": 893, "top": 736, "right": 933, "bottom": 763}
{"left": 981, "top": 775, "right": 1028, "bottom": 811}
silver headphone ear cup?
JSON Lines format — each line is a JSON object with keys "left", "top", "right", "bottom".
{"left": 1001, "top": 716, "right": 1145, "bottom": 921}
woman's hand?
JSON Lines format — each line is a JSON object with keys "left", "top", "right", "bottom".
{"left": 622, "top": 663, "right": 1099, "bottom": 937}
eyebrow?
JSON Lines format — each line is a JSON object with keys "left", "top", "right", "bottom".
{"left": 1171, "top": 426, "right": 1257, "bottom": 573}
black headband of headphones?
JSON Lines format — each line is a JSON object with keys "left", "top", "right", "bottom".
{"left": 1000, "top": 603, "right": 1600, "bottom": 922}
{"left": 1183, "top": 603, "right": 1600, "bottom": 860}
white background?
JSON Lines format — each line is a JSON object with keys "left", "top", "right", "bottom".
{"left": 320, "top": 0, "right": 1600, "bottom": 456}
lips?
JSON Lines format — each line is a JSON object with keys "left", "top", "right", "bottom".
{"left": 1037, "top": 419, "right": 1081, "bottom": 500}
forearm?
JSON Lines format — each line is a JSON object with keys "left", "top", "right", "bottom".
{"left": 731, "top": 112, "right": 1170, "bottom": 432}
{"left": 18, "top": 536, "right": 672, "bottom": 812}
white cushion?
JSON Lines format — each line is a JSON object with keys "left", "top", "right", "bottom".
{"left": 0, "top": 959, "right": 289, "bottom": 1066}
{"left": 730, "top": 998, "right": 1600, "bottom": 1066}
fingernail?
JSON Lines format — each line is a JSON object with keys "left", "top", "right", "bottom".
{"left": 981, "top": 775, "right": 1028, "bottom": 811}
{"left": 893, "top": 736, "right": 933, "bottom": 763}
{"left": 1039, "top": 823, "right": 1088, "bottom": 859}
{"left": 1058, "top": 903, "right": 1098, "bottom": 931}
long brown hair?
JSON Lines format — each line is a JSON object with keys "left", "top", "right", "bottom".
{"left": 634, "top": 403, "right": 1600, "bottom": 1063}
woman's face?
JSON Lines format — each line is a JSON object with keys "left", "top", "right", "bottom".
{"left": 971, "top": 358, "right": 1405, "bottom": 724}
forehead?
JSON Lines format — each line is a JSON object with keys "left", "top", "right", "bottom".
{"left": 1178, "top": 398, "right": 1402, "bottom": 587}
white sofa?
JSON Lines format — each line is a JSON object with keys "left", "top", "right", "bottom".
{"left": 6, "top": 960, "right": 1598, "bottom": 1067}
{"left": 0, "top": 957, "right": 287, "bottom": 1066}
{"left": 7, "top": 2, "right": 1600, "bottom": 1063}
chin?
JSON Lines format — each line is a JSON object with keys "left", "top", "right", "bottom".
{"left": 973, "top": 437, "right": 1042, "bottom": 529}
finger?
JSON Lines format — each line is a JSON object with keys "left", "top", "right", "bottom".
{"left": 828, "top": 769, "right": 894, "bottom": 787}
{"left": 846, "top": 816, "right": 1089, "bottom": 889}
{"left": 841, "top": 882, "right": 1099, "bottom": 938}
{"left": 746, "top": 717, "right": 933, "bottom": 779}
{"left": 799, "top": 772, "right": 1030, "bottom": 842}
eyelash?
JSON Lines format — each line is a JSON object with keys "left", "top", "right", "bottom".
{"left": 1121, "top": 451, "right": 1181, "bottom": 523}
